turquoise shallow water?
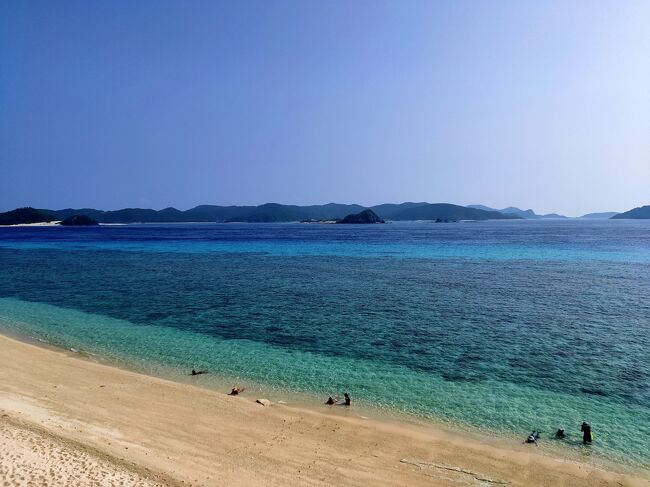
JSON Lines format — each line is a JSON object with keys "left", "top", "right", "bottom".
{"left": 0, "top": 220, "right": 648, "bottom": 469}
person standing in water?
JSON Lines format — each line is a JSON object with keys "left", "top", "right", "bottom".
{"left": 581, "top": 421, "right": 592, "bottom": 445}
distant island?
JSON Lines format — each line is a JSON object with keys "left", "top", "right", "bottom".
{"left": 0, "top": 203, "right": 518, "bottom": 225}
{"left": 0, "top": 203, "right": 646, "bottom": 225}
{"left": 337, "top": 209, "right": 385, "bottom": 224}
{"left": 468, "top": 205, "right": 630, "bottom": 220}
{"left": 468, "top": 205, "right": 568, "bottom": 219}
{"left": 0, "top": 207, "right": 99, "bottom": 226}
{"left": 0, "top": 207, "right": 57, "bottom": 225}
{"left": 611, "top": 205, "right": 650, "bottom": 219}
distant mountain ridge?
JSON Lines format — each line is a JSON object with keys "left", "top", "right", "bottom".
{"left": 385, "top": 203, "right": 515, "bottom": 221}
{"left": 611, "top": 206, "right": 650, "bottom": 219}
{"left": 468, "top": 205, "right": 568, "bottom": 219}
{"left": 2, "top": 203, "right": 645, "bottom": 224}
{"left": 0, "top": 203, "right": 519, "bottom": 225}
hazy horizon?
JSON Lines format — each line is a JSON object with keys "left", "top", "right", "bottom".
{"left": 2, "top": 1, "right": 649, "bottom": 217}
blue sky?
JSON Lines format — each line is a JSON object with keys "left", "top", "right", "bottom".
{"left": 1, "top": 0, "right": 649, "bottom": 216}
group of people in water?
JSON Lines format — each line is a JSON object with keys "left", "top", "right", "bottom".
{"left": 191, "top": 366, "right": 596, "bottom": 448}
{"left": 224, "top": 387, "right": 351, "bottom": 405}
{"left": 525, "top": 422, "right": 593, "bottom": 446}
{"left": 190, "top": 368, "right": 351, "bottom": 406}
{"left": 191, "top": 367, "right": 597, "bottom": 449}
{"left": 325, "top": 393, "right": 351, "bottom": 406}
{"left": 190, "top": 368, "right": 352, "bottom": 406}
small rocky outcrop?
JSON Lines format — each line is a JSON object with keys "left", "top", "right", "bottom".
{"left": 337, "top": 209, "right": 385, "bottom": 224}
{"left": 59, "top": 215, "right": 99, "bottom": 226}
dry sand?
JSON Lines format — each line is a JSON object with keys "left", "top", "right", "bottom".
{"left": 0, "top": 419, "right": 170, "bottom": 486}
{"left": 0, "top": 334, "right": 648, "bottom": 487}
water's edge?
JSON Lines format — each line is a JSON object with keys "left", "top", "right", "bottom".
{"left": 1, "top": 310, "right": 647, "bottom": 479}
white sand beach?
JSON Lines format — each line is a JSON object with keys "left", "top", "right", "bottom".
{"left": 7, "top": 221, "right": 61, "bottom": 227}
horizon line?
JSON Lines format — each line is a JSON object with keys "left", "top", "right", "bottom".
{"left": 0, "top": 201, "right": 635, "bottom": 218}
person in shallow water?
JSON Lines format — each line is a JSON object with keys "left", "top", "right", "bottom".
{"left": 524, "top": 431, "right": 540, "bottom": 445}
{"left": 581, "top": 422, "right": 592, "bottom": 445}
{"left": 325, "top": 396, "right": 336, "bottom": 405}
{"left": 343, "top": 393, "right": 351, "bottom": 406}
{"left": 555, "top": 428, "right": 565, "bottom": 439}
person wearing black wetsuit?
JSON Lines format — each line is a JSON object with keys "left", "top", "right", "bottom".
{"left": 581, "top": 422, "right": 592, "bottom": 445}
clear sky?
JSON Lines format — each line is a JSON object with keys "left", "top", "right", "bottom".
{"left": 1, "top": 0, "right": 648, "bottom": 216}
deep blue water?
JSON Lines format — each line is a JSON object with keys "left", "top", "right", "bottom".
{"left": 0, "top": 220, "right": 648, "bottom": 468}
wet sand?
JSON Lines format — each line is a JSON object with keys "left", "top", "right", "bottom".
{"left": 0, "top": 334, "right": 647, "bottom": 486}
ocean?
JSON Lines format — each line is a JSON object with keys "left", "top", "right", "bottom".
{"left": 0, "top": 220, "right": 648, "bottom": 468}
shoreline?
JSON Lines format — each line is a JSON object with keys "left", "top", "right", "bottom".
{"left": 3, "top": 325, "right": 638, "bottom": 470}
{"left": 4, "top": 318, "right": 649, "bottom": 474}
{"left": 1, "top": 333, "right": 648, "bottom": 486}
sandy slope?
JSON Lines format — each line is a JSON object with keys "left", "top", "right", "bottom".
{"left": 0, "top": 334, "right": 647, "bottom": 487}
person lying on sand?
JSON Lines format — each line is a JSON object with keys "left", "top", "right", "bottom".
{"left": 229, "top": 387, "right": 245, "bottom": 395}
{"left": 524, "top": 431, "right": 540, "bottom": 445}
{"left": 191, "top": 369, "right": 207, "bottom": 376}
